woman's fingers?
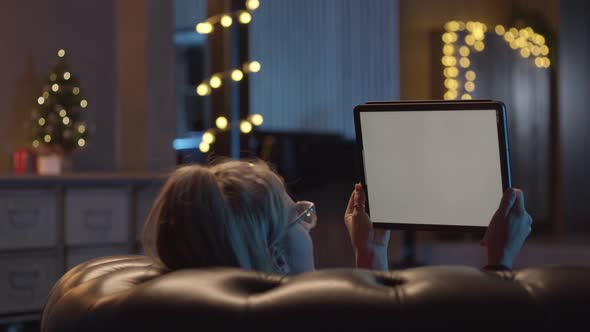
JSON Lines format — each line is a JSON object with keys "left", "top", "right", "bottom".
{"left": 345, "top": 189, "right": 356, "bottom": 215}
{"left": 354, "top": 183, "right": 365, "bottom": 211}
{"left": 512, "top": 189, "right": 526, "bottom": 215}
{"left": 498, "top": 188, "right": 517, "bottom": 217}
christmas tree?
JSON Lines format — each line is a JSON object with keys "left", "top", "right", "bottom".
{"left": 29, "top": 49, "right": 89, "bottom": 154}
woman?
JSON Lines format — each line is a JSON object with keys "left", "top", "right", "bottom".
{"left": 142, "top": 159, "right": 532, "bottom": 274}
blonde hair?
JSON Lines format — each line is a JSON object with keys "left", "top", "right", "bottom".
{"left": 142, "top": 159, "right": 291, "bottom": 274}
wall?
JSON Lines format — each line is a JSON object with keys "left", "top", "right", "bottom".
{"left": 0, "top": 0, "right": 117, "bottom": 172}
{"left": 559, "top": 0, "right": 590, "bottom": 230}
{"left": 249, "top": 0, "right": 400, "bottom": 140}
{"left": 116, "top": 0, "right": 177, "bottom": 172}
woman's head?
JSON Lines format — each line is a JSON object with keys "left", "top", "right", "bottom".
{"left": 142, "top": 159, "right": 313, "bottom": 274}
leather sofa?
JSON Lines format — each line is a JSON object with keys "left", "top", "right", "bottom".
{"left": 41, "top": 255, "right": 590, "bottom": 331}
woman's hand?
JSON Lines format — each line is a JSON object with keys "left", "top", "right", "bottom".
{"left": 481, "top": 188, "right": 533, "bottom": 269}
{"left": 344, "top": 183, "right": 391, "bottom": 270}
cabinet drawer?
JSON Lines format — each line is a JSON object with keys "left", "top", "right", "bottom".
{"left": 0, "top": 190, "right": 57, "bottom": 250}
{"left": 65, "top": 188, "right": 130, "bottom": 245}
{"left": 0, "top": 252, "right": 58, "bottom": 314}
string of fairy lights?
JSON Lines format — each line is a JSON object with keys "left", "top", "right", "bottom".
{"left": 194, "top": 0, "right": 263, "bottom": 153}
{"left": 441, "top": 20, "right": 551, "bottom": 100}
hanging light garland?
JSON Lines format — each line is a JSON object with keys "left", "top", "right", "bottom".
{"left": 193, "top": 0, "right": 263, "bottom": 153}
{"left": 195, "top": 60, "right": 261, "bottom": 96}
{"left": 195, "top": 0, "right": 260, "bottom": 34}
{"left": 198, "top": 113, "right": 264, "bottom": 153}
{"left": 442, "top": 20, "right": 551, "bottom": 100}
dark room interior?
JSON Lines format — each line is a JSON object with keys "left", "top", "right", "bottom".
{"left": 1, "top": 0, "right": 589, "bottom": 331}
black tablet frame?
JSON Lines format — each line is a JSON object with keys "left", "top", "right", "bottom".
{"left": 353, "top": 101, "right": 512, "bottom": 233}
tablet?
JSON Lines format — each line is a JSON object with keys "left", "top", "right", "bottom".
{"left": 353, "top": 101, "right": 511, "bottom": 232}
{"left": 363, "top": 99, "right": 493, "bottom": 104}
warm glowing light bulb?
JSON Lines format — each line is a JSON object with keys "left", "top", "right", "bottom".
{"left": 73, "top": 87, "right": 80, "bottom": 95}
{"left": 32, "top": 140, "right": 40, "bottom": 148}
{"left": 465, "top": 70, "right": 476, "bottom": 81}
{"left": 459, "top": 57, "right": 470, "bottom": 68}
{"left": 240, "top": 120, "right": 253, "bottom": 133}
{"left": 231, "top": 69, "right": 244, "bottom": 81}
{"left": 465, "top": 34, "right": 475, "bottom": 45}
{"left": 444, "top": 21, "right": 460, "bottom": 32}
{"left": 443, "top": 67, "right": 459, "bottom": 78}
{"left": 215, "top": 116, "right": 228, "bottom": 130}
{"left": 78, "top": 138, "right": 86, "bottom": 147}
{"left": 62, "top": 116, "right": 70, "bottom": 125}
{"left": 246, "top": 0, "right": 260, "bottom": 10}
{"left": 80, "top": 99, "right": 88, "bottom": 108}
{"left": 38, "top": 118, "right": 46, "bottom": 126}
{"left": 441, "top": 56, "right": 457, "bottom": 67}
{"left": 250, "top": 114, "right": 264, "bottom": 126}
{"left": 474, "top": 41, "right": 485, "bottom": 51}
{"left": 472, "top": 27, "right": 484, "bottom": 40}
{"left": 238, "top": 11, "right": 252, "bottom": 24}
{"left": 196, "top": 83, "right": 211, "bottom": 96}
{"left": 220, "top": 15, "right": 233, "bottom": 27}
{"left": 520, "top": 48, "right": 531, "bottom": 58}
{"left": 442, "top": 44, "right": 454, "bottom": 56}
{"left": 461, "top": 93, "right": 472, "bottom": 100}
{"left": 444, "top": 78, "right": 458, "bottom": 89}
{"left": 196, "top": 22, "right": 214, "bottom": 34}
{"left": 37, "top": 97, "right": 45, "bottom": 105}
{"left": 78, "top": 124, "right": 86, "bottom": 133}
{"left": 58, "top": 109, "right": 66, "bottom": 117}
{"left": 209, "top": 75, "right": 222, "bottom": 88}
{"left": 202, "top": 131, "right": 215, "bottom": 144}
{"left": 44, "top": 134, "right": 51, "bottom": 143}
{"left": 534, "top": 34, "right": 546, "bottom": 45}
{"left": 442, "top": 32, "right": 457, "bottom": 43}
{"left": 64, "top": 72, "right": 71, "bottom": 80}
{"left": 58, "top": 49, "right": 66, "bottom": 57}
{"left": 52, "top": 84, "right": 59, "bottom": 92}
{"left": 509, "top": 40, "right": 518, "bottom": 49}
{"left": 199, "top": 142, "right": 210, "bottom": 153}
{"left": 495, "top": 25, "right": 505, "bottom": 35}
{"left": 540, "top": 45, "right": 549, "bottom": 56}
{"left": 459, "top": 46, "right": 470, "bottom": 57}
{"left": 42, "top": 91, "right": 49, "bottom": 99}
{"left": 443, "top": 90, "right": 457, "bottom": 100}
{"left": 542, "top": 57, "right": 551, "bottom": 68}
{"left": 248, "top": 61, "right": 261, "bottom": 73}
{"left": 464, "top": 81, "right": 475, "bottom": 92}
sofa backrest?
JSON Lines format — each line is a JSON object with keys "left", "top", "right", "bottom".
{"left": 41, "top": 255, "right": 590, "bottom": 331}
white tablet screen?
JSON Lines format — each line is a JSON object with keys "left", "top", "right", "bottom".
{"left": 360, "top": 110, "right": 503, "bottom": 227}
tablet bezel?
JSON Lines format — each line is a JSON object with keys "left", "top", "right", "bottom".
{"left": 353, "top": 101, "right": 512, "bottom": 232}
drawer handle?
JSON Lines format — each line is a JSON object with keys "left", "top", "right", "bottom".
{"left": 8, "top": 209, "right": 39, "bottom": 228}
{"left": 84, "top": 210, "right": 113, "bottom": 230}
{"left": 9, "top": 270, "right": 39, "bottom": 291}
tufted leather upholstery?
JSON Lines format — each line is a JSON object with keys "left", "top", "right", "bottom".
{"left": 41, "top": 255, "right": 590, "bottom": 331}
